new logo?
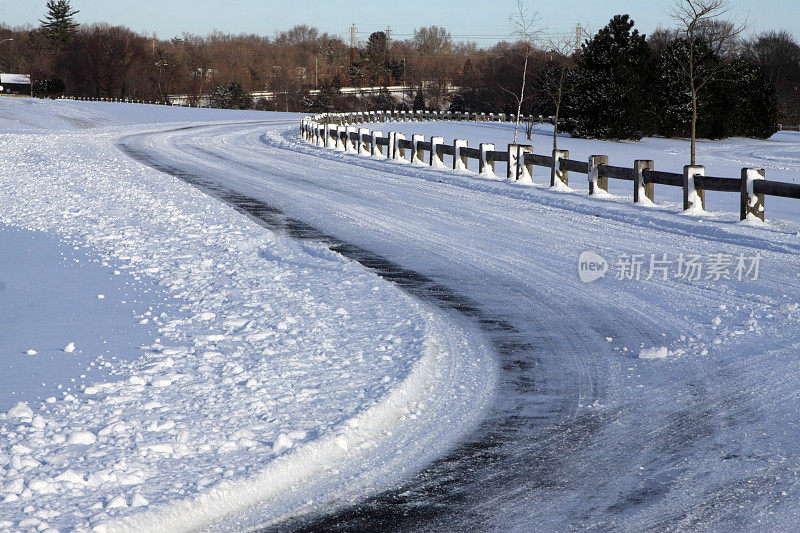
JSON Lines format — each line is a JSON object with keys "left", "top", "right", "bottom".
{"left": 578, "top": 251, "right": 608, "bottom": 283}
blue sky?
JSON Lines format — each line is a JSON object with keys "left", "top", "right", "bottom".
{"left": 3, "top": 0, "right": 798, "bottom": 45}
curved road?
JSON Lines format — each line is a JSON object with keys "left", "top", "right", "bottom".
{"left": 118, "top": 120, "right": 800, "bottom": 531}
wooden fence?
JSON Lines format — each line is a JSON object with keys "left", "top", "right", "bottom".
{"left": 301, "top": 111, "right": 800, "bottom": 222}
{"left": 58, "top": 95, "right": 172, "bottom": 106}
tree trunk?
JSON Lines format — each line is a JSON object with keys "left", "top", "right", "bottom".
{"left": 514, "top": 46, "right": 530, "bottom": 144}
{"left": 688, "top": 25, "right": 696, "bottom": 166}
{"left": 553, "top": 67, "right": 565, "bottom": 151}
{"left": 691, "top": 82, "right": 697, "bottom": 166}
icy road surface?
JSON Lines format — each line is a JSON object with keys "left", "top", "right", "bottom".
{"left": 118, "top": 120, "right": 800, "bottom": 530}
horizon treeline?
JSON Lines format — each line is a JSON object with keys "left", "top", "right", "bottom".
{"left": 1, "top": 4, "right": 799, "bottom": 139}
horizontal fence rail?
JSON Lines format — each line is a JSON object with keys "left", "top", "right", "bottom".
{"left": 299, "top": 111, "right": 800, "bottom": 222}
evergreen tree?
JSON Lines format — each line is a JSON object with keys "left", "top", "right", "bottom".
{"left": 32, "top": 77, "right": 66, "bottom": 98}
{"left": 209, "top": 81, "right": 252, "bottom": 110}
{"left": 309, "top": 79, "right": 340, "bottom": 113}
{"left": 654, "top": 38, "right": 714, "bottom": 138}
{"left": 39, "top": 0, "right": 79, "bottom": 46}
{"left": 448, "top": 94, "right": 466, "bottom": 113}
{"left": 450, "top": 88, "right": 499, "bottom": 114}
{"left": 564, "top": 15, "right": 651, "bottom": 140}
{"left": 653, "top": 39, "right": 778, "bottom": 140}
{"left": 730, "top": 60, "right": 779, "bottom": 139}
{"left": 367, "top": 87, "right": 396, "bottom": 111}
{"left": 412, "top": 90, "right": 426, "bottom": 111}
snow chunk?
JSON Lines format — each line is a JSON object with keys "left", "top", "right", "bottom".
{"left": 131, "top": 493, "right": 149, "bottom": 507}
{"left": 8, "top": 401, "right": 33, "bottom": 419}
{"left": 271, "top": 433, "right": 293, "bottom": 454}
{"left": 28, "top": 479, "right": 57, "bottom": 494}
{"left": 54, "top": 470, "right": 87, "bottom": 485}
{"left": 63, "top": 342, "right": 76, "bottom": 353}
{"left": 68, "top": 430, "right": 97, "bottom": 445}
{"left": 106, "top": 495, "right": 128, "bottom": 509}
{"left": 638, "top": 346, "right": 669, "bottom": 360}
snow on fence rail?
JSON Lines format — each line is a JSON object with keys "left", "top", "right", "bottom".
{"left": 300, "top": 111, "right": 800, "bottom": 222}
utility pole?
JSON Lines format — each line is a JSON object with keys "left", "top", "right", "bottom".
{"left": 349, "top": 23, "right": 357, "bottom": 85}
{"left": 574, "top": 23, "right": 583, "bottom": 55}
{"left": 384, "top": 26, "right": 392, "bottom": 86}
{"left": 349, "top": 24, "right": 357, "bottom": 65}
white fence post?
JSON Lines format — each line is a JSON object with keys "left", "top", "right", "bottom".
{"left": 634, "top": 160, "right": 654, "bottom": 203}
{"left": 479, "top": 143, "right": 495, "bottom": 177}
{"left": 741, "top": 168, "right": 765, "bottom": 221}
{"left": 430, "top": 136, "right": 445, "bottom": 168}
{"left": 315, "top": 124, "right": 323, "bottom": 147}
{"left": 588, "top": 155, "right": 609, "bottom": 195}
{"left": 393, "top": 132, "right": 406, "bottom": 162}
{"left": 683, "top": 165, "right": 705, "bottom": 211}
{"left": 411, "top": 134, "right": 425, "bottom": 164}
{"left": 358, "top": 128, "right": 371, "bottom": 156}
{"left": 507, "top": 144, "right": 533, "bottom": 182}
{"left": 345, "top": 126, "right": 358, "bottom": 154}
{"left": 551, "top": 149, "right": 569, "bottom": 187}
{"left": 388, "top": 131, "right": 396, "bottom": 159}
{"left": 335, "top": 126, "right": 346, "bottom": 151}
{"left": 372, "top": 131, "right": 384, "bottom": 157}
{"left": 453, "top": 140, "right": 468, "bottom": 171}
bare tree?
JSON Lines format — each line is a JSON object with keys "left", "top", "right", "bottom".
{"left": 411, "top": 26, "right": 452, "bottom": 55}
{"left": 668, "top": 0, "right": 747, "bottom": 164}
{"left": 504, "top": 0, "right": 539, "bottom": 143}
{"left": 538, "top": 34, "right": 577, "bottom": 150}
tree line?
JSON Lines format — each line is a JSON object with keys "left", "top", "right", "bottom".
{"left": 0, "top": 0, "right": 797, "bottom": 142}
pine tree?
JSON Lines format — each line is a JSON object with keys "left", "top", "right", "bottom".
{"left": 653, "top": 39, "right": 778, "bottom": 140}
{"left": 730, "top": 60, "right": 779, "bottom": 138}
{"left": 654, "top": 38, "right": 713, "bottom": 138}
{"left": 412, "top": 90, "right": 426, "bottom": 111}
{"left": 564, "top": 15, "right": 651, "bottom": 140}
{"left": 39, "top": 0, "right": 79, "bottom": 46}
{"left": 209, "top": 81, "right": 252, "bottom": 110}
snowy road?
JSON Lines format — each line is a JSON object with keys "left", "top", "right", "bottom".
{"left": 117, "top": 120, "right": 800, "bottom": 530}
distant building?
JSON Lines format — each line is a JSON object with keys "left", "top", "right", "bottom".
{"left": 0, "top": 74, "right": 31, "bottom": 96}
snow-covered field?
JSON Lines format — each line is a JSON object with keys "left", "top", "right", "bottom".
{"left": 3, "top": 96, "right": 800, "bottom": 532}
{"left": 0, "top": 98, "right": 494, "bottom": 531}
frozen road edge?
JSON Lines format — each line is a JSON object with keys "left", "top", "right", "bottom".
{"left": 99, "top": 312, "right": 495, "bottom": 533}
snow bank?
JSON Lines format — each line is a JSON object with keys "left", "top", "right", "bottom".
{"left": 0, "top": 100, "right": 494, "bottom": 531}
{"left": 98, "top": 319, "right": 488, "bottom": 532}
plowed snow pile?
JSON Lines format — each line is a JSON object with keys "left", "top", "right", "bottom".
{"left": 0, "top": 99, "right": 494, "bottom": 531}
